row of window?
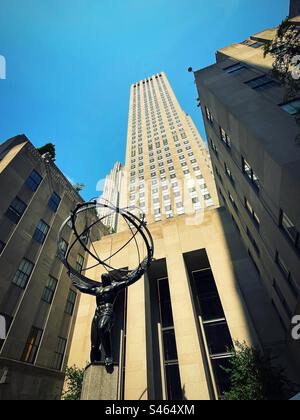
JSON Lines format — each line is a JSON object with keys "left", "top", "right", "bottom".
{"left": 220, "top": 174, "right": 299, "bottom": 309}
{"left": 210, "top": 130, "right": 261, "bottom": 197}
{"left": 241, "top": 39, "right": 265, "bottom": 49}
{"left": 11, "top": 256, "right": 77, "bottom": 305}
{"left": 215, "top": 136, "right": 300, "bottom": 257}
{"left": 222, "top": 185, "right": 298, "bottom": 320}
{"left": 223, "top": 63, "right": 300, "bottom": 114}
{"left": 0, "top": 169, "right": 64, "bottom": 254}
{"left": 6, "top": 190, "right": 61, "bottom": 226}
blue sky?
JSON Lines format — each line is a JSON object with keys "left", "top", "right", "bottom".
{"left": 0, "top": 0, "right": 289, "bottom": 200}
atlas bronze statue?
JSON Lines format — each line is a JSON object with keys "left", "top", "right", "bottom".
{"left": 57, "top": 200, "right": 154, "bottom": 367}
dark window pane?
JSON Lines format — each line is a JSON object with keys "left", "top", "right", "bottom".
{"left": 204, "top": 321, "right": 233, "bottom": 355}
{"left": 22, "top": 327, "right": 43, "bottom": 364}
{"left": 6, "top": 197, "right": 27, "bottom": 224}
{"left": 33, "top": 220, "right": 49, "bottom": 244}
{"left": 160, "top": 301, "right": 174, "bottom": 328}
{"left": 65, "top": 289, "right": 77, "bottom": 315}
{"left": 246, "top": 75, "right": 277, "bottom": 90}
{"left": 211, "top": 357, "right": 232, "bottom": 397}
{"left": 12, "top": 259, "right": 34, "bottom": 289}
{"left": 281, "top": 211, "right": 298, "bottom": 244}
{"left": 53, "top": 337, "right": 67, "bottom": 371}
{"left": 48, "top": 193, "right": 61, "bottom": 212}
{"left": 26, "top": 170, "right": 42, "bottom": 192}
{"left": 42, "top": 277, "right": 58, "bottom": 304}
{"left": 193, "top": 269, "right": 218, "bottom": 295}
{"left": 58, "top": 239, "right": 69, "bottom": 258}
{"left": 193, "top": 270, "right": 225, "bottom": 321}
{"left": 76, "top": 254, "right": 84, "bottom": 272}
{"left": 163, "top": 330, "right": 178, "bottom": 362}
{"left": 281, "top": 99, "right": 300, "bottom": 115}
{"left": 158, "top": 278, "right": 174, "bottom": 328}
{"left": 199, "top": 295, "right": 225, "bottom": 321}
{"left": 0, "top": 313, "right": 13, "bottom": 350}
{"left": 224, "top": 63, "right": 247, "bottom": 74}
{"left": 165, "top": 364, "right": 183, "bottom": 401}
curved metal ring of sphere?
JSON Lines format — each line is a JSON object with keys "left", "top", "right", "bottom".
{"left": 57, "top": 200, "right": 154, "bottom": 283}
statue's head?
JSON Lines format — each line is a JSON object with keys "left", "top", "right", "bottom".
{"left": 101, "top": 273, "right": 111, "bottom": 287}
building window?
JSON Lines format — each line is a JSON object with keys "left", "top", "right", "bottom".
{"left": 250, "top": 41, "right": 265, "bottom": 48}
{"left": 48, "top": 192, "right": 61, "bottom": 213}
{"left": 76, "top": 255, "right": 84, "bottom": 273}
{"left": 193, "top": 269, "right": 225, "bottom": 322}
{"left": 205, "top": 107, "right": 214, "bottom": 124}
{"left": 0, "top": 313, "right": 13, "bottom": 349}
{"left": 228, "top": 192, "right": 238, "bottom": 213}
{"left": 224, "top": 163, "right": 234, "bottom": 184}
{"left": 220, "top": 127, "right": 231, "bottom": 148}
{"left": 157, "top": 278, "right": 183, "bottom": 400}
{"left": 65, "top": 289, "right": 77, "bottom": 316}
{"left": 0, "top": 240, "right": 5, "bottom": 255}
{"left": 42, "top": 276, "right": 58, "bottom": 304}
{"left": 192, "top": 269, "right": 233, "bottom": 397}
{"left": 280, "top": 99, "right": 300, "bottom": 116}
{"left": 245, "top": 198, "right": 260, "bottom": 229}
{"left": 6, "top": 197, "right": 27, "bottom": 224}
{"left": 273, "top": 281, "right": 292, "bottom": 319}
{"left": 241, "top": 40, "right": 264, "bottom": 48}
{"left": 245, "top": 75, "right": 279, "bottom": 91}
{"left": 22, "top": 326, "right": 43, "bottom": 364}
{"left": 33, "top": 220, "right": 50, "bottom": 244}
{"left": 210, "top": 139, "right": 219, "bottom": 158}
{"left": 53, "top": 337, "right": 67, "bottom": 371}
{"left": 242, "top": 157, "right": 260, "bottom": 192}
{"left": 247, "top": 227, "right": 260, "bottom": 256}
{"left": 224, "top": 63, "right": 247, "bottom": 74}
{"left": 280, "top": 210, "right": 299, "bottom": 249}
{"left": 26, "top": 170, "right": 42, "bottom": 192}
{"left": 13, "top": 259, "right": 34, "bottom": 289}
{"left": 58, "top": 238, "right": 69, "bottom": 258}
{"left": 275, "top": 252, "right": 299, "bottom": 299}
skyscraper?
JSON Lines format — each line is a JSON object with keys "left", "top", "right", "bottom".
{"left": 122, "top": 73, "right": 218, "bottom": 224}
{"left": 192, "top": 11, "right": 300, "bottom": 379}
{"left": 98, "top": 162, "right": 124, "bottom": 232}
{"left": 68, "top": 73, "right": 292, "bottom": 400}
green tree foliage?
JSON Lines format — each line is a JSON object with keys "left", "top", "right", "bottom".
{"left": 222, "top": 342, "right": 295, "bottom": 401}
{"left": 73, "top": 183, "right": 86, "bottom": 193}
{"left": 37, "top": 143, "right": 56, "bottom": 161}
{"left": 62, "top": 365, "right": 85, "bottom": 401}
{"left": 264, "top": 18, "right": 300, "bottom": 124}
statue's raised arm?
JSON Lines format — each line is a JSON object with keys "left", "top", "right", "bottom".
{"left": 114, "top": 256, "right": 152, "bottom": 292}
{"left": 68, "top": 268, "right": 100, "bottom": 296}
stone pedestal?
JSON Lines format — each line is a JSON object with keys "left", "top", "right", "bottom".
{"left": 81, "top": 363, "right": 119, "bottom": 400}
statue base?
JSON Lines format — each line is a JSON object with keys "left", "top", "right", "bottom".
{"left": 81, "top": 362, "right": 120, "bottom": 400}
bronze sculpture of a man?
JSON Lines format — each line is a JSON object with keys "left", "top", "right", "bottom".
{"left": 71, "top": 259, "right": 149, "bottom": 367}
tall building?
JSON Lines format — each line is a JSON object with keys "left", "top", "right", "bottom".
{"left": 98, "top": 162, "right": 123, "bottom": 232}
{"left": 0, "top": 135, "right": 86, "bottom": 400}
{"left": 192, "top": 11, "right": 300, "bottom": 378}
{"left": 120, "top": 72, "right": 218, "bottom": 225}
{"left": 67, "top": 73, "right": 292, "bottom": 400}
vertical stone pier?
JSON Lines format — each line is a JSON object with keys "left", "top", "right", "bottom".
{"left": 81, "top": 363, "right": 120, "bottom": 400}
